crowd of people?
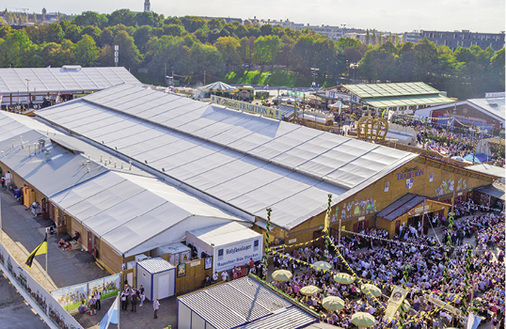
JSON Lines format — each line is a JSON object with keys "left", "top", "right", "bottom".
{"left": 392, "top": 117, "right": 505, "bottom": 167}
{"left": 269, "top": 203, "right": 505, "bottom": 328}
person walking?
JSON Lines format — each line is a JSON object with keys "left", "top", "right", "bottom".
{"left": 120, "top": 289, "right": 129, "bottom": 311}
{"left": 153, "top": 298, "right": 160, "bottom": 319}
{"left": 95, "top": 290, "right": 101, "bottom": 311}
{"left": 88, "top": 294, "right": 97, "bottom": 315}
{"left": 139, "top": 285, "right": 145, "bottom": 306}
{"left": 130, "top": 290, "right": 139, "bottom": 312}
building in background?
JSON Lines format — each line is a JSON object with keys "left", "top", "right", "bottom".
{"left": 0, "top": 66, "right": 140, "bottom": 109}
{"left": 414, "top": 92, "right": 505, "bottom": 134}
{"left": 404, "top": 30, "right": 505, "bottom": 51}
{"left": 340, "top": 82, "right": 454, "bottom": 112}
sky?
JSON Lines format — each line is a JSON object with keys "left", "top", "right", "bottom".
{"left": 9, "top": 0, "right": 506, "bottom": 33}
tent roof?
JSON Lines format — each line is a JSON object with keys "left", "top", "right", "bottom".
{"left": 0, "top": 66, "right": 140, "bottom": 94}
{"left": 364, "top": 94, "right": 454, "bottom": 108}
{"left": 36, "top": 84, "right": 417, "bottom": 230}
{"left": 342, "top": 82, "right": 442, "bottom": 99}
{"left": 201, "top": 81, "right": 236, "bottom": 92}
{"left": 377, "top": 193, "right": 426, "bottom": 222}
{"left": 475, "top": 182, "right": 505, "bottom": 201}
{"left": 178, "top": 276, "right": 318, "bottom": 329}
{"left": 186, "top": 222, "right": 261, "bottom": 247}
{"left": 137, "top": 257, "right": 175, "bottom": 274}
{"left": 0, "top": 111, "right": 243, "bottom": 257}
{"left": 465, "top": 163, "right": 505, "bottom": 179}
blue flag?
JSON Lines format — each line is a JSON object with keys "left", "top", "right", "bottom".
{"left": 99, "top": 294, "right": 119, "bottom": 329}
{"left": 467, "top": 313, "right": 481, "bottom": 329}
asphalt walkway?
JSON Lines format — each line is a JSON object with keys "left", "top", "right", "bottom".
{"left": 0, "top": 188, "right": 177, "bottom": 329}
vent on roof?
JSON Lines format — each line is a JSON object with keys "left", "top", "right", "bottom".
{"left": 62, "top": 65, "right": 82, "bottom": 71}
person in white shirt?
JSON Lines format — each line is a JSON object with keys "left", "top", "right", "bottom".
{"left": 221, "top": 270, "right": 229, "bottom": 282}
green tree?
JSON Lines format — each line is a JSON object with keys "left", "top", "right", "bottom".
{"left": 214, "top": 36, "right": 240, "bottom": 70}
{"left": 189, "top": 42, "right": 223, "bottom": 78}
{"left": 135, "top": 12, "right": 163, "bottom": 27}
{"left": 113, "top": 30, "right": 141, "bottom": 68}
{"left": 163, "top": 24, "right": 185, "bottom": 37}
{"left": 490, "top": 48, "right": 505, "bottom": 90}
{"left": 238, "top": 36, "right": 255, "bottom": 66}
{"left": 253, "top": 35, "right": 281, "bottom": 69}
{"left": 134, "top": 25, "right": 152, "bottom": 51}
{"left": 207, "top": 18, "right": 225, "bottom": 31}
{"left": 108, "top": 9, "right": 136, "bottom": 27}
{"left": 180, "top": 16, "right": 206, "bottom": 33}
{"left": 64, "top": 24, "right": 83, "bottom": 43}
{"left": 80, "top": 26, "right": 101, "bottom": 43}
{"left": 0, "top": 31, "right": 36, "bottom": 67}
{"left": 73, "top": 11, "right": 108, "bottom": 28}
{"left": 73, "top": 34, "right": 99, "bottom": 66}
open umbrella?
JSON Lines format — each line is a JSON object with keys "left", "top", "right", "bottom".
{"left": 322, "top": 296, "right": 345, "bottom": 311}
{"left": 351, "top": 312, "right": 376, "bottom": 327}
{"left": 300, "top": 285, "right": 321, "bottom": 296}
{"left": 334, "top": 273, "right": 355, "bottom": 285}
{"left": 271, "top": 269, "right": 293, "bottom": 282}
{"left": 312, "top": 261, "right": 332, "bottom": 271}
{"left": 361, "top": 284, "right": 382, "bottom": 297}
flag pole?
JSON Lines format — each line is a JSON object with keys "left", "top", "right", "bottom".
{"left": 117, "top": 293, "right": 121, "bottom": 329}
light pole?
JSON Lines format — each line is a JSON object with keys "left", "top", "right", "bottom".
{"left": 310, "top": 67, "right": 319, "bottom": 89}
{"left": 25, "top": 79, "right": 30, "bottom": 107}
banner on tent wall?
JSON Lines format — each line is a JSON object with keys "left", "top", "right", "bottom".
{"left": 211, "top": 95, "right": 282, "bottom": 120}
{"left": 0, "top": 243, "right": 84, "bottom": 329}
{"left": 87, "top": 274, "right": 121, "bottom": 300}
{"left": 51, "top": 283, "right": 88, "bottom": 311}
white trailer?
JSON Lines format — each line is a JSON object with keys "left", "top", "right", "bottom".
{"left": 186, "top": 222, "right": 263, "bottom": 273}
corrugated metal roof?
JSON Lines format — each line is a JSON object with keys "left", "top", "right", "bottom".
{"left": 475, "top": 183, "right": 505, "bottom": 201}
{"left": 342, "top": 82, "right": 440, "bottom": 99}
{"left": 138, "top": 257, "right": 175, "bottom": 273}
{"left": 376, "top": 193, "right": 425, "bottom": 221}
{"left": 187, "top": 222, "right": 261, "bottom": 247}
{"left": 0, "top": 111, "right": 243, "bottom": 256}
{"left": 465, "top": 163, "right": 505, "bottom": 179}
{"left": 237, "top": 306, "right": 317, "bottom": 329}
{"left": 0, "top": 125, "right": 107, "bottom": 197}
{"left": 0, "top": 66, "right": 140, "bottom": 94}
{"left": 178, "top": 276, "right": 316, "bottom": 329}
{"left": 37, "top": 84, "right": 417, "bottom": 230}
{"left": 468, "top": 97, "right": 505, "bottom": 120}
{"left": 365, "top": 94, "right": 454, "bottom": 108}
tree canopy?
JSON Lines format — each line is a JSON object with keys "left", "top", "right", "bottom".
{"left": 0, "top": 10, "right": 502, "bottom": 99}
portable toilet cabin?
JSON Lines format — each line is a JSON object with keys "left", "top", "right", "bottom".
{"left": 136, "top": 257, "right": 176, "bottom": 301}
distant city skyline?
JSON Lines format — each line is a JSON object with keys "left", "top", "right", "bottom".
{"left": 7, "top": 0, "right": 506, "bottom": 33}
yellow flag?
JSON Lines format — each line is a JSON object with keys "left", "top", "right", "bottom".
{"left": 25, "top": 234, "right": 47, "bottom": 268}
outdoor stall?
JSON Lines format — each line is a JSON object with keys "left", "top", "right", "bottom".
{"left": 136, "top": 257, "right": 176, "bottom": 302}
{"left": 185, "top": 222, "right": 263, "bottom": 273}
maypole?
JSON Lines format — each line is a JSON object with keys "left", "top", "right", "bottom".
{"left": 262, "top": 208, "right": 272, "bottom": 280}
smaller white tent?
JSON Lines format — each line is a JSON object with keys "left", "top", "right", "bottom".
{"left": 186, "top": 222, "right": 263, "bottom": 273}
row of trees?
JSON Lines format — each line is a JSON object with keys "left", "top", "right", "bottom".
{"left": 0, "top": 9, "right": 503, "bottom": 99}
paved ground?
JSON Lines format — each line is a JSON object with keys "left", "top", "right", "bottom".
{"left": 0, "top": 269, "right": 49, "bottom": 329}
{"left": 0, "top": 188, "right": 178, "bottom": 329}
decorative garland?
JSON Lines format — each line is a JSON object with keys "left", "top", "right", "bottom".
{"left": 442, "top": 212, "right": 455, "bottom": 285}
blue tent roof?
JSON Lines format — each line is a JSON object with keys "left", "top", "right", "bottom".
{"left": 463, "top": 153, "right": 490, "bottom": 163}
